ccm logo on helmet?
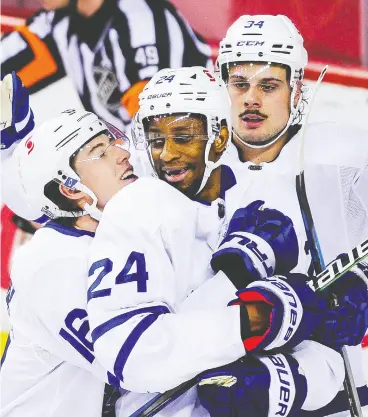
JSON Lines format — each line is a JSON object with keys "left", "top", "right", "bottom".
{"left": 236, "top": 41, "right": 265, "bottom": 47}
{"left": 148, "top": 92, "right": 172, "bottom": 99}
{"left": 25, "top": 137, "right": 34, "bottom": 155}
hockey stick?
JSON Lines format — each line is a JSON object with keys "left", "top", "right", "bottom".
{"left": 128, "top": 378, "right": 198, "bottom": 417}
{"left": 128, "top": 237, "right": 368, "bottom": 417}
{"left": 296, "top": 65, "right": 363, "bottom": 417}
{"left": 307, "top": 238, "right": 368, "bottom": 292}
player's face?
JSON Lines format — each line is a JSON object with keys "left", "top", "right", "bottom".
{"left": 73, "top": 133, "right": 137, "bottom": 209}
{"left": 40, "top": 0, "right": 69, "bottom": 11}
{"left": 227, "top": 63, "right": 291, "bottom": 145}
{"left": 147, "top": 114, "right": 210, "bottom": 198}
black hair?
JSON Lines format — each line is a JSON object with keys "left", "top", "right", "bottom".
{"left": 143, "top": 113, "right": 229, "bottom": 138}
{"left": 12, "top": 215, "right": 38, "bottom": 235}
{"left": 143, "top": 113, "right": 207, "bottom": 135}
{"left": 221, "top": 61, "right": 291, "bottom": 84}
{"left": 43, "top": 154, "right": 80, "bottom": 227}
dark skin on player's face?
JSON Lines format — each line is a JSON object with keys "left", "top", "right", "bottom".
{"left": 148, "top": 114, "right": 227, "bottom": 201}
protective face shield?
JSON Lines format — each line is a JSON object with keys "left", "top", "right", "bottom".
{"left": 132, "top": 66, "right": 232, "bottom": 194}
{"left": 13, "top": 109, "right": 130, "bottom": 221}
{"left": 216, "top": 15, "right": 308, "bottom": 148}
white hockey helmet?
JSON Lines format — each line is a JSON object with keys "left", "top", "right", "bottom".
{"left": 12, "top": 109, "right": 129, "bottom": 221}
{"left": 216, "top": 15, "right": 308, "bottom": 148}
{"left": 132, "top": 66, "right": 232, "bottom": 194}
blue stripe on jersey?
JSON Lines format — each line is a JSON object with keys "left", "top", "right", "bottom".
{"left": 44, "top": 221, "right": 95, "bottom": 238}
{"left": 107, "top": 371, "right": 121, "bottom": 387}
{"left": 195, "top": 164, "right": 237, "bottom": 206}
{"left": 299, "top": 385, "right": 368, "bottom": 416}
{"left": 34, "top": 214, "right": 49, "bottom": 224}
{"left": 91, "top": 305, "right": 170, "bottom": 343}
{"left": 113, "top": 313, "right": 160, "bottom": 381}
{"left": 220, "top": 165, "right": 237, "bottom": 200}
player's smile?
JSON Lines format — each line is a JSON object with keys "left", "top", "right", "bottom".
{"left": 161, "top": 166, "right": 190, "bottom": 183}
{"left": 118, "top": 163, "right": 138, "bottom": 184}
{"left": 146, "top": 113, "right": 210, "bottom": 196}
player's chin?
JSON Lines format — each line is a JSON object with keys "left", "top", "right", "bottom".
{"left": 159, "top": 170, "right": 195, "bottom": 194}
{"left": 238, "top": 128, "right": 270, "bottom": 144}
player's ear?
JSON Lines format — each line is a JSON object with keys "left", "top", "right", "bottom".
{"left": 59, "top": 184, "right": 85, "bottom": 201}
{"left": 293, "top": 80, "right": 303, "bottom": 108}
{"left": 214, "top": 123, "right": 229, "bottom": 155}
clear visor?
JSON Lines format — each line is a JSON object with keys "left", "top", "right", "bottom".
{"left": 144, "top": 112, "right": 210, "bottom": 149}
{"left": 131, "top": 112, "right": 213, "bottom": 177}
{"left": 73, "top": 121, "right": 130, "bottom": 164}
{"left": 222, "top": 61, "right": 291, "bottom": 91}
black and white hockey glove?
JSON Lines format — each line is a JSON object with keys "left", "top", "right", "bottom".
{"left": 211, "top": 200, "right": 299, "bottom": 289}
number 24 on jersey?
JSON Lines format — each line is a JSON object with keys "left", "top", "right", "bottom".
{"left": 87, "top": 251, "right": 149, "bottom": 301}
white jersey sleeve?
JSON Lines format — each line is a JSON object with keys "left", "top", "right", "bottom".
{"left": 1, "top": 226, "right": 109, "bottom": 417}
{"left": 87, "top": 178, "right": 245, "bottom": 393}
{"left": 291, "top": 340, "right": 345, "bottom": 411}
{"left": 8, "top": 228, "right": 107, "bottom": 378}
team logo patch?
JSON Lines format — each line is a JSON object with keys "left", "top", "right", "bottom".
{"left": 93, "top": 66, "right": 121, "bottom": 111}
{"left": 63, "top": 177, "right": 78, "bottom": 188}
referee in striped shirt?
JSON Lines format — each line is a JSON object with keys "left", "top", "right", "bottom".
{"left": 1, "top": 0, "right": 213, "bottom": 131}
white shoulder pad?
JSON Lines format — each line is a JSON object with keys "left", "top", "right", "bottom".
{"left": 304, "top": 122, "right": 368, "bottom": 168}
{"left": 11, "top": 226, "right": 91, "bottom": 291}
{"left": 101, "top": 177, "right": 196, "bottom": 233}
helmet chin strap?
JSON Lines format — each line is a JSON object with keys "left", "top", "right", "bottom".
{"left": 195, "top": 132, "right": 220, "bottom": 196}
{"left": 195, "top": 116, "right": 231, "bottom": 196}
{"left": 232, "top": 119, "right": 290, "bottom": 149}
{"left": 76, "top": 183, "right": 103, "bottom": 221}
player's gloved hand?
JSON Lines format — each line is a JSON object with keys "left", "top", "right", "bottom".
{"left": 312, "top": 258, "right": 368, "bottom": 349}
{"left": 1, "top": 72, "right": 34, "bottom": 150}
{"left": 211, "top": 200, "right": 299, "bottom": 289}
{"left": 232, "top": 273, "right": 328, "bottom": 352}
{"left": 197, "top": 354, "right": 307, "bottom": 417}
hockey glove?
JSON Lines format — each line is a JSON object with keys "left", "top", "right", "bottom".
{"left": 198, "top": 353, "right": 307, "bottom": 417}
{"left": 313, "top": 258, "right": 368, "bottom": 349}
{"left": 211, "top": 200, "right": 299, "bottom": 289}
{"left": 234, "top": 273, "right": 327, "bottom": 352}
{"left": 1, "top": 72, "right": 34, "bottom": 150}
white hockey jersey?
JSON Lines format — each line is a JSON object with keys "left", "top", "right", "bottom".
{"left": 87, "top": 176, "right": 345, "bottom": 416}
{"left": 0, "top": 223, "right": 111, "bottom": 417}
{"left": 223, "top": 121, "right": 368, "bottom": 416}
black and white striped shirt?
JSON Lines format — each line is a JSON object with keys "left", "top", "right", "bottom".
{"left": 1, "top": 0, "right": 213, "bottom": 130}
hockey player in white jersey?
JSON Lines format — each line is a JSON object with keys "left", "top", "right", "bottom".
{"left": 207, "top": 14, "right": 368, "bottom": 416}
{"left": 1, "top": 74, "right": 135, "bottom": 416}
{"left": 0, "top": 70, "right": 325, "bottom": 417}
{"left": 86, "top": 67, "right": 354, "bottom": 416}
{"left": 0, "top": 71, "right": 353, "bottom": 417}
